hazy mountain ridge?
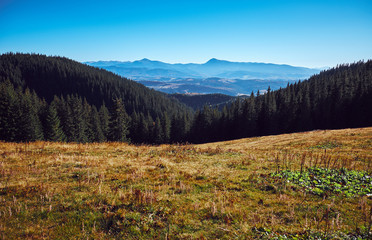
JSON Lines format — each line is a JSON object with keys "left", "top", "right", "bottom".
{"left": 86, "top": 58, "right": 319, "bottom": 79}
{"left": 85, "top": 58, "right": 321, "bottom": 95}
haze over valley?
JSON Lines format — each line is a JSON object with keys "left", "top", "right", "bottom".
{"left": 86, "top": 58, "right": 321, "bottom": 95}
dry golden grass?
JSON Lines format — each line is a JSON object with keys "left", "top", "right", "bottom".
{"left": 0, "top": 127, "right": 371, "bottom": 239}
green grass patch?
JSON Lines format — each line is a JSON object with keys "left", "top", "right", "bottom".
{"left": 310, "top": 141, "right": 342, "bottom": 149}
{"left": 272, "top": 167, "right": 372, "bottom": 197}
{"left": 252, "top": 227, "right": 371, "bottom": 240}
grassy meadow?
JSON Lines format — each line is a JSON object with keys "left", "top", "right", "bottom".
{"left": 0, "top": 128, "right": 371, "bottom": 239}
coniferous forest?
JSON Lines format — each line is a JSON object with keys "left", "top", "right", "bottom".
{"left": 0, "top": 53, "right": 371, "bottom": 144}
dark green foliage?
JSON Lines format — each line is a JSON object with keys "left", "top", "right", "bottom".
{"left": 0, "top": 53, "right": 190, "bottom": 120}
{"left": 66, "top": 95, "right": 88, "bottom": 143}
{"left": 99, "top": 103, "right": 110, "bottom": 141}
{"left": 171, "top": 93, "right": 236, "bottom": 110}
{"left": 108, "top": 98, "right": 130, "bottom": 142}
{"left": 0, "top": 53, "right": 192, "bottom": 143}
{"left": 128, "top": 111, "right": 140, "bottom": 143}
{"left": 170, "top": 113, "right": 189, "bottom": 143}
{"left": 0, "top": 80, "right": 20, "bottom": 141}
{"left": 153, "top": 117, "right": 163, "bottom": 144}
{"left": 20, "top": 89, "right": 44, "bottom": 141}
{"left": 188, "top": 60, "right": 372, "bottom": 143}
{"left": 161, "top": 113, "right": 171, "bottom": 143}
{"left": 0, "top": 81, "right": 43, "bottom": 141}
{"left": 189, "top": 106, "right": 221, "bottom": 143}
{"left": 44, "top": 101, "right": 65, "bottom": 141}
{"left": 53, "top": 96, "right": 73, "bottom": 142}
{"left": 89, "top": 106, "right": 105, "bottom": 142}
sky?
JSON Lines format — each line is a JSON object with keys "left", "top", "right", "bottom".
{"left": 0, "top": 0, "right": 371, "bottom": 68}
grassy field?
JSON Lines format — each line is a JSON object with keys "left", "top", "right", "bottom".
{"left": 0, "top": 128, "right": 371, "bottom": 239}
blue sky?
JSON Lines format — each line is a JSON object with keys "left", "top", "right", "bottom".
{"left": 0, "top": 0, "right": 371, "bottom": 68}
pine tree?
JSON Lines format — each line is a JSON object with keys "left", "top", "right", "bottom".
{"left": 44, "top": 101, "right": 65, "bottom": 141}
{"left": 161, "top": 113, "right": 171, "bottom": 143}
{"left": 247, "top": 92, "right": 257, "bottom": 136}
{"left": 135, "top": 113, "right": 148, "bottom": 143}
{"left": 146, "top": 114, "right": 155, "bottom": 143}
{"left": 89, "top": 105, "right": 105, "bottom": 142}
{"left": 189, "top": 110, "right": 203, "bottom": 143}
{"left": 53, "top": 96, "right": 72, "bottom": 141}
{"left": 108, "top": 98, "right": 130, "bottom": 142}
{"left": 99, "top": 103, "right": 110, "bottom": 141}
{"left": 83, "top": 99, "right": 94, "bottom": 142}
{"left": 153, "top": 117, "right": 163, "bottom": 144}
{"left": 67, "top": 95, "right": 87, "bottom": 143}
{"left": 171, "top": 113, "right": 187, "bottom": 143}
{"left": 129, "top": 111, "right": 139, "bottom": 143}
{"left": 19, "top": 88, "right": 44, "bottom": 141}
{"left": 0, "top": 80, "right": 19, "bottom": 141}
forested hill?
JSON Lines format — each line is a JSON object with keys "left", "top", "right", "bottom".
{"left": 190, "top": 60, "right": 372, "bottom": 143}
{"left": 0, "top": 53, "right": 371, "bottom": 144}
{"left": 171, "top": 93, "right": 236, "bottom": 110}
{"left": 0, "top": 53, "right": 189, "bottom": 117}
{"left": 0, "top": 53, "right": 192, "bottom": 143}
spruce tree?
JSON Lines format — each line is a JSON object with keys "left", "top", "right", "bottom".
{"left": 129, "top": 111, "right": 140, "bottom": 143}
{"left": 44, "top": 101, "right": 65, "bottom": 141}
{"left": 138, "top": 113, "right": 149, "bottom": 143}
{"left": 109, "top": 98, "right": 130, "bottom": 142}
{"left": 67, "top": 95, "right": 87, "bottom": 143}
{"left": 99, "top": 103, "right": 110, "bottom": 141}
{"left": 161, "top": 113, "right": 171, "bottom": 143}
{"left": 153, "top": 117, "right": 163, "bottom": 144}
{"left": 89, "top": 105, "right": 105, "bottom": 142}
{"left": 19, "top": 88, "right": 44, "bottom": 141}
{"left": 0, "top": 81, "right": 19, "bottom": 141}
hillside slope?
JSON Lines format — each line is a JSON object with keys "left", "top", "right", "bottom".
{"left": 0, "top": 53, "right": 189, "bottom": 117}
{"left": 190, "top": 60, "right": 372, "bottom": 143}
{"left": 0, "top": 127, "right": 370, "bottom": 239}
{"left": 171, "top": 93, "right": 236, "bottom": 110}
{"left": 0, "top": 53, "right": 192, "bottom": 143}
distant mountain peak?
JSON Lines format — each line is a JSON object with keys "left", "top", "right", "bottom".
{"left": 206, "top": 58, "right": 222, "bottom": 64}
{"left": 138, "top": 58, "right": 151, "bottom": 62}
{"left": 205, "top": 58, "right": 230, "bottom": 65}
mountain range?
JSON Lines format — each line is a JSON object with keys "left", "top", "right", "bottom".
{"left": 85, "top": 58, "right": 322, "bottom": 95}
{"left": 1, "top": 53, "right": 371, "bottom": 144}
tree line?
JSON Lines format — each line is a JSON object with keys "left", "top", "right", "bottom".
{"left": 0, "top": 53, "right": 192, "bottom": 143}
{"left": 189, "top": 60, "right": 372, "bottom": 143}
{"left": 0, "top": 53, "right": 371, "bottom": 144}
{"left": 0, "top": 80, "right": 194, "bottom": 143}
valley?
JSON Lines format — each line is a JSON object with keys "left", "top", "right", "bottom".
{"left": 85, "top": 58, "right": 321, "bottom": 95}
